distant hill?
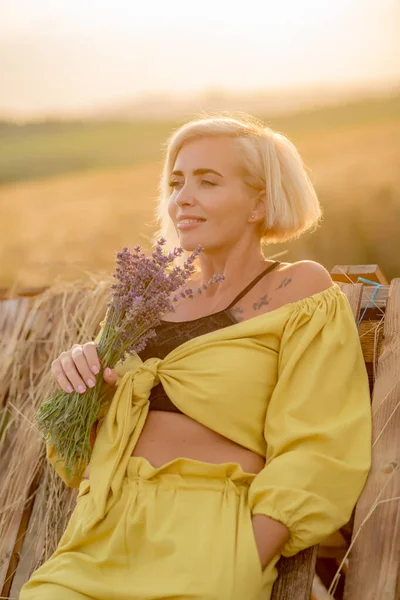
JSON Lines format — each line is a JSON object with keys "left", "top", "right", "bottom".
{"left": 95, "top": 84, "right": 400, "bottom": 120}
{"left": 0, "top": 90, "right": 399, "bottom": 185}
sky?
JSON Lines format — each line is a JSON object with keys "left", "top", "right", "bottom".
{"left": 1, "top": 0, "right": 399, "bottom": 118}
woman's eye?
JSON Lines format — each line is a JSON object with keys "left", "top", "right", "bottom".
{"left": 168, "top": 180, "right": 216, "bottom": 188}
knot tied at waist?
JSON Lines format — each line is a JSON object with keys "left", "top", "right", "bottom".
{"left": 119, "top": 356, "right": 163, "bottom": 406}
{"left": 82, "top": 356, "right": 164, "bottom": 532}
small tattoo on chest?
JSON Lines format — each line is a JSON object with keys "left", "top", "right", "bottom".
{"left": 276, "top": 277, "right": 292, "bottom": 290}
{"left": 253, "top": 294, "right": 271, "bottom": 311}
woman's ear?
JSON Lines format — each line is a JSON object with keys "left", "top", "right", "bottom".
{"left": 248, "top": 191, "right": 266, "bottom": 223}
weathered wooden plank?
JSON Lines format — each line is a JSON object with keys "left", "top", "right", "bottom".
{"left": 331, "top": 264, "right": 389, "bottom": 286}
{"left": 271, "top": 546, "right": 318, "bottom": 600}
{"left": 343, "top": 278, "right": 400, "bottom": 600}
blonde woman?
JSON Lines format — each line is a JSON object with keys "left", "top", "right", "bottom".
{"left": 20, "top": 115, "right": 372, "bottom": 600}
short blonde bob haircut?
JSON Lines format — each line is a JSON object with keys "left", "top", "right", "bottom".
{"left": 156, "top": 113, "right": 323, "bottom": 253}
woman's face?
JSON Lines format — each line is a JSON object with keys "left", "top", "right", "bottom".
{"left": 168, "top": 136, "right": 260, "bottom": 252}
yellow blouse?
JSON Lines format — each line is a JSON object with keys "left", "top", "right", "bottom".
{"left": 46, "top": 282, "right": 372, "bottom": 556}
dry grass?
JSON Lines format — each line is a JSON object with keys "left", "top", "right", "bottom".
{"left": 0, "top": 278, "right": 112, "bottom": 597}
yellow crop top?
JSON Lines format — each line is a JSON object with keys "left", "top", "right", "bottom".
{"left": 46, "top": 282, "right": 372, "bottom": 556}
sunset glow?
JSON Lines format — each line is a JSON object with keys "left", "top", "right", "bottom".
{"left": 1, "top": 0, "right": 399, "bottom": 118}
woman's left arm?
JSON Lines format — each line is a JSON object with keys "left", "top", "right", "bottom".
{"left": 248, "top": 279, "right": 372, "bottom": 566}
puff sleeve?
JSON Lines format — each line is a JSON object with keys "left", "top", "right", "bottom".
{"left": 46, "top": 312, "right": 110, "bottom": 488}
{"left": 247, "top": 284, "right": 372, "bottom": 557}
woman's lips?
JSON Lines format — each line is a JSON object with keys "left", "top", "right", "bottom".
{"left": 176, "top": 218, "right": 206, "bottom": 230}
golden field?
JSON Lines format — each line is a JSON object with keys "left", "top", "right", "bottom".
{"left": 0, "top": 94, "right": 399, "bottom": 289}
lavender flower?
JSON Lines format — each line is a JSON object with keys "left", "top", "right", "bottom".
{"left": 35, "top": 239, "right": 224, "bottom": 483}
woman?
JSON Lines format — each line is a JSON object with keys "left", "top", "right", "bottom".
{"left": 20, "top": 115, "right": 372, "bottom": 600}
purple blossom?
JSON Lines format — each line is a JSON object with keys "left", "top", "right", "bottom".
{"left": 100, "top": 239, "right": 220, "bottom": 363}
{"left": 35, "top": 238, "right": 225, "bottom": 480}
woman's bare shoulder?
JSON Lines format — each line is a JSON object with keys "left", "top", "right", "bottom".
{"left": 259, "top": 260, "right": 333, "bottom": 308}
{"left": 262, "top": 260, "right": 334, "bottom": 306}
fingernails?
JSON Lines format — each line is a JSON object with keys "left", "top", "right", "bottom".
{"left": 104, "top": 368, "right": 111, "bottom": 376}
{"left": 78, "top": 384, "right": 86, "bottom": 393}
{"left": 87, "top": 379, "right": 95, "bottom": 388}
{"left": 66, "top": 385, "right": 73, "bottom": 393}
{"left": 91, "top": 365, "right": 99, "bottom": 374}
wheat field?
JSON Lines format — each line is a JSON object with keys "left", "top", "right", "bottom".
{"left": 1, "top": 95, "right": 399, "bottom": 289}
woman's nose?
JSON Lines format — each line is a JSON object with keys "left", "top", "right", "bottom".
{"left": 175, "top": 187, "right": 195, "bottom": 207}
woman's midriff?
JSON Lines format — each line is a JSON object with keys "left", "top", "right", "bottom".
{"left": 130, "top": 410, "right": 266, "bottom": 475}
{"left": 84, "top": 410, "right": 265, "bottom": 479}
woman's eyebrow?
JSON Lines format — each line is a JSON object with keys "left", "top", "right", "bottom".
{"left": 171, "top": 168, "right": 224, "bottom": 178}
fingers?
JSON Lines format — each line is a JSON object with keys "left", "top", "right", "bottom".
{"left": 82, "top": 341, "right": 101, "bottom": 376}
{"left": 51, "top": 342, "right": 102, "bottom": 395}
{"left": 51, "top": 358, "right": 75, "bottom": 393}
{"left": 103, "top": 367, "right": 117, "bottom": 386}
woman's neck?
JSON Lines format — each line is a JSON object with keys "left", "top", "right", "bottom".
{"left": 195, "top": 241, "right": 267, "bottom": 300}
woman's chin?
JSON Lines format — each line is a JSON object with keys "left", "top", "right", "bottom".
{"left": 181, "top": 242, "right": 201, "bottom": 252}
{"left": 178, "top": 235, "right": 206, "bottom": 252}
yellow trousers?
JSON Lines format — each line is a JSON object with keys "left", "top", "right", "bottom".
{"left": 20, "top": 457, "right": 280, "bottom": 600}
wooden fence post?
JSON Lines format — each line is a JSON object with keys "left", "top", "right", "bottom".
{"left": 344, "top": 278, "right": 400, "bottom": 599}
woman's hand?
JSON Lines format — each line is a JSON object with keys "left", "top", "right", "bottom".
{"left": 51, "top": 342, "right": 117, "bottom": 395}
{"left": 251, "top": 513, "right": 290, "bottom": 570}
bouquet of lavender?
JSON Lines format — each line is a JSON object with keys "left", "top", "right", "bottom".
{"left": 35, "top": 239, "right": 222, "bottom": 482}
